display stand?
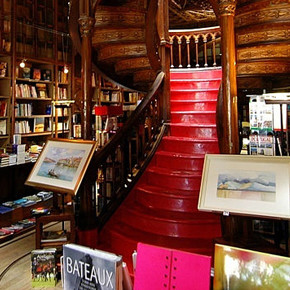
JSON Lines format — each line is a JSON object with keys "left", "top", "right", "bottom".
{"left": 35, "top": 192, "right": 75, "bottom": 249}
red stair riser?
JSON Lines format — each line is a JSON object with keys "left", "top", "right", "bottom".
{"left": 120, "top": 208, "right": 221, "bottom": 238}
{"left": 169, "top": 125, "right": 217, "bottom": 139}
{"left": 171, "top": 112, "right": 216, "bottom": 124}
{"left": 161, "top": 139, "right": 219, "bottom": 154}
{"left": 155, "top": 153, "right": 204, "bottom": 171}
{"left": 171, "top": 70, "right": 222, "bottom": 79}
{"left": 146, "top": 170, "right": 201, "bottom": 191}
{"left": 170, "top": 90, "right": 219, "bottom": 101}
{"left": 170, "top": 80, "right": 221, "bottom": 90}
{"left": 171, "top": 100, "right": 217, "bottom": 111}
{"left": 135, "top": 189, "right": 199, "bottom": 212}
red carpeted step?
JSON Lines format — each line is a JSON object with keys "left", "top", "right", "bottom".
{"left": 155, "top": 150, "right": 205, "bottom": 171}
{"left": 170, "top": 78, "right": 221, "bottom": 90}
{"left": 161, "top": 136, "right": 219, "bottom": 154}
{"left": 171, "top": 99, "right": 217, "bottom": 111}
{"left": 171, "top": 111, "right": 216, "bottom": 124}
{"left": 135, "top": 183, "right": 199, "bottom": 212}
{"left": 169, "top": 123, "right": 217, "bottom": 139}
{"left": 145, "top": 165, "right": 202, "bottom": 191}
{"left": 170, "top": 88, "right": 219, "bottom": 101}
{"left": 170, "top": 68, "right": 222, "bottom": 79}
{"left": 119, "top": 202, "right": 221, "bottom": 239}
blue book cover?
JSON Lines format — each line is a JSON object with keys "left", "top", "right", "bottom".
{"left": 0, "top": 205, "right": 13, "bottom": 214}
{"left": 62, "top": 244, "right": 122, "bottom": 290}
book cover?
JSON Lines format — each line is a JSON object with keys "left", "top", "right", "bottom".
{"left": 0, "top": 119, "right": 7, "bottom": 135}
{"left": 0, "top": 205, "right": 13, "bottom": 214}
{"left": 213, "top": 244, "right": 290, "bottom": 290}
{"left": 33, "top": 68, "right": 41, "bottom": 80}
{"left": 134, "top": 243, "right": 211, "bottom": 290}
{"left": 34, "top": 117, "right": 45, "bottom": 132}
{"left": 31, "top": 248, "right": 57, "bottom": 287}
{"left": 62, "top": 243, "right": 122, "bottom": 290}
{"left": 0, "top": 100, "right": 7, "bottom": 116}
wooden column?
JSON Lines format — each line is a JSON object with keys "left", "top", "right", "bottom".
{"left": 218, "top": 0, "right": 239, "bottom": 154}
{"left": 77, "top": 0, "right": 97, "bottom": 248}
{"left": 157, "top": 0, "right": 170, "bottom": 123}
{"left": 78, "top": 0, "right": 94, "bottom": 140}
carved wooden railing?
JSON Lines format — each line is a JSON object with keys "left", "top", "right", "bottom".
{"left": 76, "top": 72, "right": 166, "bottom": 229}
{"left": 169, "top": 26, "right": 221, "bottom": 69}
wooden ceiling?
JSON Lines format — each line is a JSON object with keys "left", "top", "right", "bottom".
{"left": 169, "top": 0, "right": 218, "bottom": 29}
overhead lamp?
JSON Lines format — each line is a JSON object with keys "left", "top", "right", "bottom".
{"left": 19, "top": 59, "right": 26, "bottom": 68}
{"left": 63, "top": 65, "right": 69, "bottom": 74}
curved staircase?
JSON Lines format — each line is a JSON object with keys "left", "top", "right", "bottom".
{"left": 97, "top": 68, "right": 222, "bottom": 273}
{"left": 92, "top": 2, "right": 160, "bottom": 91}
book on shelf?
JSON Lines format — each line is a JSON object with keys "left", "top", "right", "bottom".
{"left": 32, "top": 68, "right": 41, "bottom": 80}
{"left": 0, "top": 205, "right": 13, "bottom": 214}
{"left": 0, "top": 62, "right": 7, "bottom": 78}
{"left": 36, "top": 83, "right": 47, "bottom": 98}
{"left": 33, "top": 117, "right": 45, "bottom": 132}
{"left": 0, "top": 100, "right": 8, "bottom": 117}
{"left": 31, "top": 248, "right": 57, "bottom": 288}
{"left": 41, "top": 230, "right": 67, "bottom": 243}
{"left": 41, "top": 69, "right": 52, "bottom": 81}
{"left": 0, "top": 119, "right": 6, "bottom": 135}
{"left": 62, "top": 243, "right": 123, "bottom": 290}
{"left": 134, "top": 242, "right": 211, "bottom": 290}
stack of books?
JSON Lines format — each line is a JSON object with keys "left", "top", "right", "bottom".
{"left": 0, "top": 153, "right": 9, "bottom": 167}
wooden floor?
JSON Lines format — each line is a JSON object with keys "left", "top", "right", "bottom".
{"left": 0, "top": 223, "right": 68, "bottom": 289}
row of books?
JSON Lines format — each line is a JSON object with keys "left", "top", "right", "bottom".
{"left": 0, "top": 100, "right": 8, "bottom": 116}
{"left": 16, "top": 67, "right": 52, "bottom": 81}
{"left": 57, "top": 86, "right": 68, "bottom": 99}
{"left": 15, "top": 83, "right": 48, "bottom": 99}
{"left": 58, "top": 70, "right": 69, "bottom": 83}
{"left": 0, "top": 217, "right": 36, "bottom": 240}
{"left": 14, "top": 117, "right": 46, "bottom": 134}
{"left": 15, "top": 103, "right": 33, "bottom": 117}
{"left": 2, "top": 191, "right": 53, "bottom": 209}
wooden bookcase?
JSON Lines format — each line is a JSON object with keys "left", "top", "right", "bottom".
{"left": 0, "top": 0, "right": 73, "bottom": 148}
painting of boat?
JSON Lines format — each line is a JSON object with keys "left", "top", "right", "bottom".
{"left": 37, "top": 146, "right": 86, "bottom": 182}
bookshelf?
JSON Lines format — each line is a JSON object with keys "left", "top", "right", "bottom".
{"left": 14, "top": 59, "right": 53, "bottom": 144}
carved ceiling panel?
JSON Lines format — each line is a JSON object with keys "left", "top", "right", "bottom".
{"left": 169, "top": 0, "right": 218, "bottom": 29}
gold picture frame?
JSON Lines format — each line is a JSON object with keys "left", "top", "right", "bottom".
{"left": 198, "top": 154, "right": 290, "bottom": 219}
{"left": 25, "top": 138, "right": 97, "bottom": 195}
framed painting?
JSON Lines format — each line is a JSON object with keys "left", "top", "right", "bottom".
{"left": 198, "top": 154, "right": 290, "bottom": 219}
{"left": 26, "top": 138, "right": 97, "bottom": 195}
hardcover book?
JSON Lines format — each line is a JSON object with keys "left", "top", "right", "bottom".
{"left": 134, "top": 243, "right": 212, "bottom": 290}
{"left": 62, "top": 243, "right": 122, "bottom": 290}
{"left": 31, "top": 248, "right": 57, "bottom": 287}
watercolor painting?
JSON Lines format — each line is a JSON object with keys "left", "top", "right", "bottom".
{"left": 216, "top": 170, "right": 276, "bottom": 202}
{"left": 26, "top": 139, "right": 97, "bottom": 194}
{"left": 37, "top": 147, "right": 85, "bottom": 181}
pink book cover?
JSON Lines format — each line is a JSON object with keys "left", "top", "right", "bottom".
{"left": 170, "top": 249, "right": 211, "bottom": 290}
{"left": 134, "top": 243, "right": 172, "bottom": 290}
{"left": 134, "top": 243, "right": 211, "bottom": 290}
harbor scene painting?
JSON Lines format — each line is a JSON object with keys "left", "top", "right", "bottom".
{"left": 37, "top": 146, "right": 85, "bottom": 182}
{"left": 217, "top": 170, "right": 276, "bottom": 202}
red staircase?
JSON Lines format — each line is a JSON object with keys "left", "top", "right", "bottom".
{"left": 98, "top": 68, "right": 222, "bottom": 273}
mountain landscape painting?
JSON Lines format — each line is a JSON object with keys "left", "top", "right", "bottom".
{"left": 217, "top": 170, "right": 276, "bottom": 202}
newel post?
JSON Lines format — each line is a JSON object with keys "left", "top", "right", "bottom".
{"left": 217, "top": 0, "right": 239, "bottom": 154}
{"left": 77, "top": 0, "right": 97, "bottom": 248}
{"left": 157, "top": 0, "right": 170, "bottom": 123}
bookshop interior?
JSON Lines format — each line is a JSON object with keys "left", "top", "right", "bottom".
{"left": 0, "top": 0, "right": 290, "bottom": 289}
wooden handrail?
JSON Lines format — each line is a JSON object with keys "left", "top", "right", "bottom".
{"left": 76, "top": 72, "right": 165, "bottom": 230}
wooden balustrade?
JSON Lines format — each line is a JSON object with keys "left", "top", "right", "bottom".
{"left": 76, "top": 72, "right": 166, "bottom": 229}
{"left": 169, "top": 26, "right": 221, "bottom": 69}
